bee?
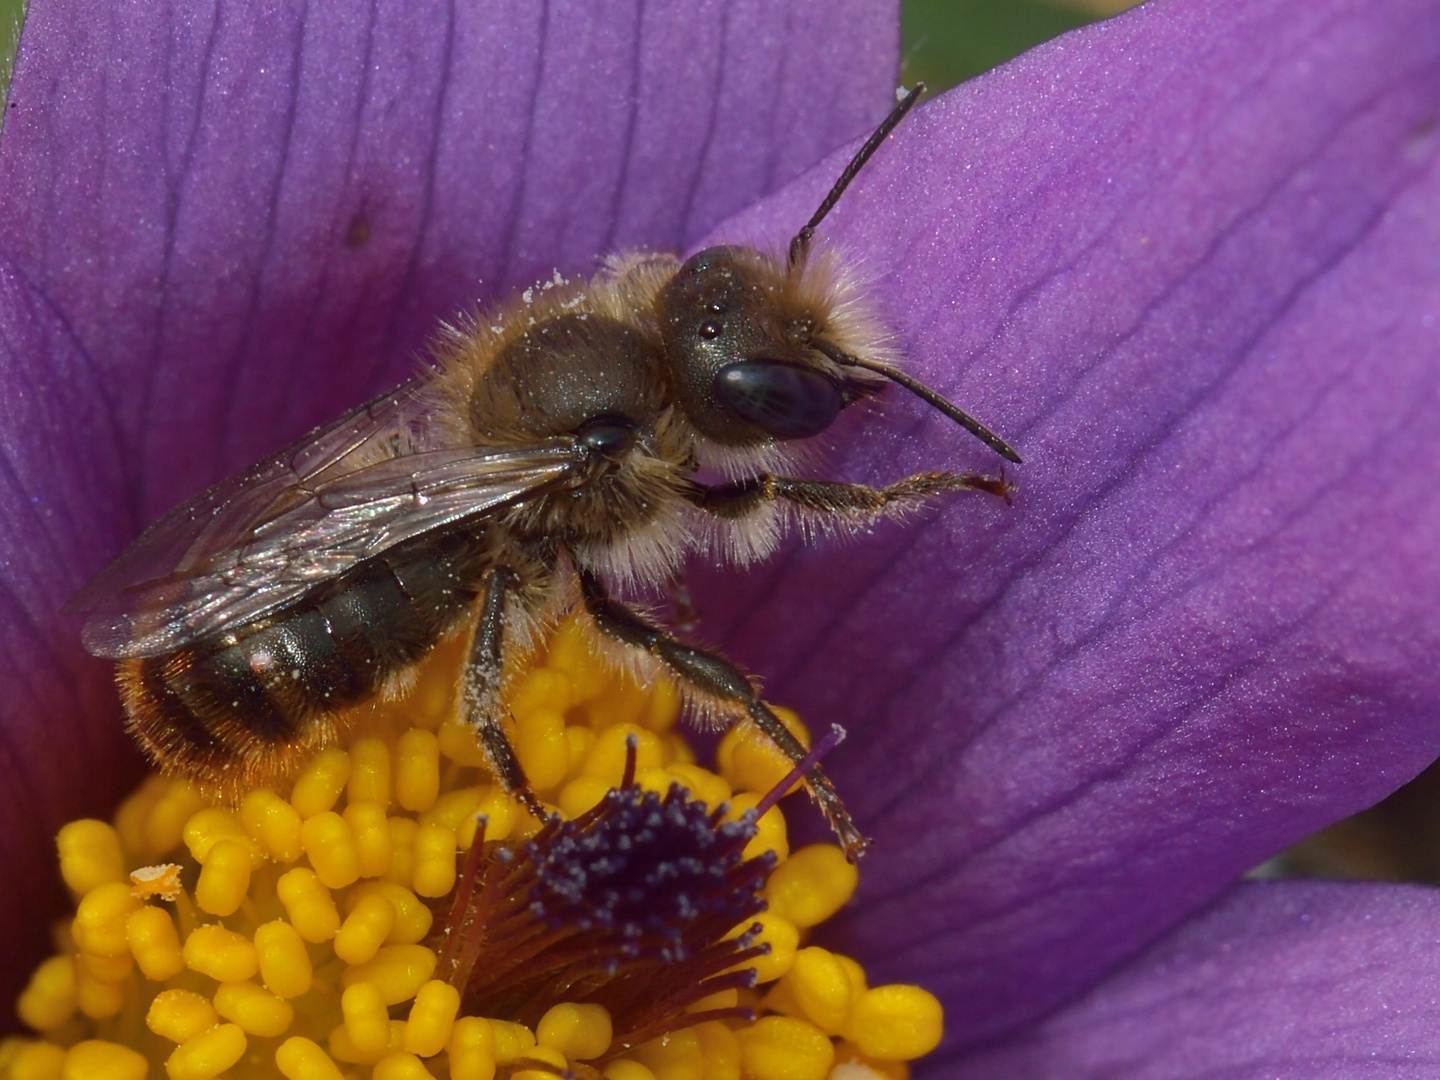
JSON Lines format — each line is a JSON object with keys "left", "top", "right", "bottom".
{"left": 72, "top": 85, "right": 1019, "bottom": 861}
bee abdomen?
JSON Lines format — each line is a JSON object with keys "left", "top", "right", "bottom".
{"left": 119, "top": 534, "right": 485, "bottom": 794}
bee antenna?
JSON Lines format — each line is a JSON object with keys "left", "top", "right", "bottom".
{"left": 787, "top": 83, "right": 926, "bottom": 270}
{"left": 821, "top": 346, "right": 1023, "bottom": 463}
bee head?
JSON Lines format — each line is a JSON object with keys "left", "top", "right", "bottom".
{"left": 654, "top": 83, "right": 1021, "bottom": 466}
{"left": 654, "top": 245, "right": 882, "bottom": 446}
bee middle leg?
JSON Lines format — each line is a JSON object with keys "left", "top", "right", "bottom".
{"left": 578, "top": 569, "right": 869, "bottom": 861}
{"left": 464, "top": 565, "right": 546, "bottom": 820}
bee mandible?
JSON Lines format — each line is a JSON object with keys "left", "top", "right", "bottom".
{"left": 72, "top": 86, "right": 1020, "bottom": 861}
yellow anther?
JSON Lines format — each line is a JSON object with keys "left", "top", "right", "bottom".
{"left": 213, "top": 980, "right": 295, "bottom": 1038}
{"left": 842, "top": 985, "right": 943, "bottom": 1061}
{"left": 717, "top": 708, "right": 810, "bottom": 797}
{"left": 194, "top": 837, "right": 252, "bottom": 916}
{"left": 290, "top": 747, "right": 352, "bottom": 818}
{"left": 300, "top": 810, "right": 361, "bottom": 889}
{"left": 56, "top": 819, "right": 126, "bottom": 895}
{"left": 835, "top": 953, "right": 868, "bottom": 996}
{"left": 780, "top": 947, "right": 854, "bottom": 1034}
{"left": 512, "top": 1045, "right": 568, "bottom": 1080}
{"left": 437, "top": 717, "right": 491, "bottom": 767}
{"left": 62, "top": 1041, "right": 149, "bottom": 1080}
{"left": 254, "top": 919, "right": 313, "bottom": 999}
{"left": 73, "top": 882, "right": 141, "bottom": 957}
{"left": 112, "top": 774, "right": 167, "bottom": 858}
{"left": 582, "top": 723, "right": 663, "bottom": 786}
{"left": 373, "top": 1051, "right": 437, "bottom": 1079}
{"left": 395, "top": 729, "right": 441, "bottom": 812}
{"left": 276, "top": 1036, "right": 345, "bottom": 1080}
{"left": 540, "top": 619, "right": 607, "bottom": 696}
{"left": 418, "top": 786, "right": 487, "bottom": 832}
{"left": 603, "top": 1060, "right": 657, "bottom": 1080}
{"left": 832, "top": 1043, "right": 909, "bottom": 1080}
{"left": 341, "top": 981, "right": 393, "bottom": 1056}
{"left": 16, "top": 955, "right": 76, "bottom": 1032}
{"left": 513, "top": 707, "right": 569, "bottom": 791}
{"left": 165, "top": 1022, "right": 247, "bottom": 1080}
{"left": 764, "top": 844, "right": 858, "bottom": 928}
{"left": 146, "top": 988, "right": 220, "bottom": 1044}
{"left": 644, "top": 677, "right": 682, "bottom": 732}
{"left": 411, "top": 823, "right": 457, "bottom": 898}
{"left": 558, "top": 775, "right": 611, "bottom": 819}
{"left": 686, "top": 988, "right": 740, "bottom": 1015}
{"left": 144, "top": 781, "right": 207, "bottom": 858}
{"left": 667, "top": 763, "right": 732, "bottom": 810}
{"left": 7, "top": 1041, "right": 66, "bottom": 1080}
{"left": 695, "top": 1020, "right": 742, "bottom": 1080}
{"left": 384, "top": 815, "right": 419, "bottom": 887}
{"left": 735, "top": 912, "right": 799, "bottom": 984}
{"left": 182, "top": 807, "right": 258, "bottom": 867}
{"left": 349, "top": 737, "right": 394, "bottom": 808}
{"left": 182, "top": 924, "right": 259, "bottom": 983}
{"left": 239, "top": 788, "right": 304, "bottom": 863}
{"left": 77, "top": 948, "right": 133, "bottom": 984}
{"left": 449, "top": 1017, "right": 498, "bottom": 1080}
{"left": 345, "top": 881, "right": 433, "bottom": 945}
{"left": 466, "top": 788, "right": 520, "bottom": 845}
{"left": 582, "top": 674, "right": 647, "bottom": 730}
{"left": 537, "top": 1002, "right": 613, "bottom": 1061}
{"left": 344, "top": 800, "right": 395, "bottom": 877}
{"left": 404, "top": 980, "right": 461, "bottom": 1057}
{"left": 724, "top": 793, "right": 789, "bottom": 863}
{"left": 126, "top": 905, "right": 185, "bottom": 981}
{"left": 633, "top": 1026, "right": 704, "bottom": 1080}
{"left": 328, "top": 1019, "right": 406, "bottom": 1065}
{"left": 563, "top": 725, "right": 596, "bottom": 782}
{"left": 339, "top": 944, "right": 438, "bottom": 1005}
{"left": 734, "top": 1016, "right": 834, "bottom": 1080}
{"left": 333, "top": 893, "right": 397, "bottom": 965}
{"left": 489, "top": 1020, "right": 537, "bottom": 1063}
{"left": 276, "top": 866, "right": 340, "bottom": 942}
{"left": 635, "top": 767, "right": 679, "bottom": 798}
{"left": 74, "top": 968, "right": 125, "bottom": 1019}
{"left": 509, "top": 665, "right": 577, "bottom": 720}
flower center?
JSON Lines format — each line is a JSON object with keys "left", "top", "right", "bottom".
{"left": 8, "top": 617, "right": 944, "bottom": 1080}
{"left": 435, "top": 770, "right": 774, "bottom": 1056}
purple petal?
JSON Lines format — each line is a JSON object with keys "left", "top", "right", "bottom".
{"left": 956, "top": 882, "right": 1440, "bottom": 1079}
{"left": 0, "top": 0, "right": 898, "bottom": 1011}
{"left": 0, "top": 258, "right": 136, "bottom": 1009}
{"left": 692, "top": 0, "right": 1440, "bottom": 1045}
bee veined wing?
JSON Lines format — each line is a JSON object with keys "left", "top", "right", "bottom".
{"left": 74, "top": 381, "right": 580, "bottom": 659}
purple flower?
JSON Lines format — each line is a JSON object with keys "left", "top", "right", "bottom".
{"left": 2, "top": 0, "right": 1439, "bottom": 1073}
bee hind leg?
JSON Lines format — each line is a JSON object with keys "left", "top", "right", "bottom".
{"left": 464, "top": 565, "right": 547, "bottom": 821}
{"left": 578, "top": 569, "right": 869, "bottom": 861}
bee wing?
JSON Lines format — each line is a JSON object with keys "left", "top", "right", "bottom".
{"left": 75, "top": 381, "right": 580, "bottom": 659}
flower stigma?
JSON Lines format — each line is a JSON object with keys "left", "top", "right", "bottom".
{"left": 6, "top": 617, "right": 943, "bottom": 1080}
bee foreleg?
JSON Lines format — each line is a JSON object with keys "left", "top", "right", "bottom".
{"left": 578, "top": 569, "right": 869, "bottom": 861}
{"left": 464, "top": 565, "right": 547, "bottom": 821}
{"left": 688, "top": 469, "right": 1012, "bottom": 521}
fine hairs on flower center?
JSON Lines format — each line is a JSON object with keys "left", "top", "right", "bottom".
{"left": 434, "top": 753, "right": 776, "bottom": 1055}
{"left": 8, "top": 617, "right": 944, "bottom": 1080}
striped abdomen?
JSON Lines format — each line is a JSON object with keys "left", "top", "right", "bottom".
{"left": 117, "top": 530, "right": 490, "bottom": 795}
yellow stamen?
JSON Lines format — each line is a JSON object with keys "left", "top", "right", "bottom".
{"left": 12, "top": 616, "right": 945, "bottom": 1079}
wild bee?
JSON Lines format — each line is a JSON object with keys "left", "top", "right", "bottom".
{"left": 72, "top": 86, "right": 1019, "bottom": 860}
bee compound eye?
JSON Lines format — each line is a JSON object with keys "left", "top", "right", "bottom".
{"left": 577, "top": 417, "right": 636, "bottom": 460}
{"left": 713, "top": 361, "right": 843, "bottom": 440}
